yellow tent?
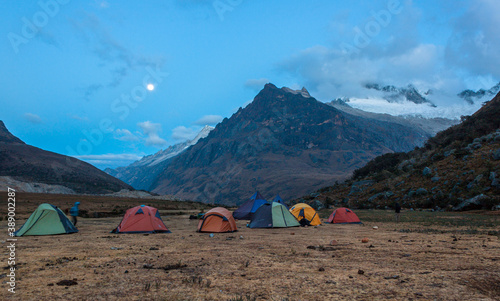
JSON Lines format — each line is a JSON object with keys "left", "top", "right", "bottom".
{"left": 289, "top": 203, "right": 321, "bottom": 226}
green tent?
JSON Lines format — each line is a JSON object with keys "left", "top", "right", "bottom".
{"left": 14, "top": 203, "right": 78, "bottom": 236}
{"left": 248, "top": 202, "right": 300, "bottom": 228}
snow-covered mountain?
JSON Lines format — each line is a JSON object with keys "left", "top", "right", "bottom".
{"left": 129, "top": 125, "right": 214, "bottom": 168}
{"left": 105, "top": 125, "right": 214, "bottom": 190}
{"left": 364, "top": 83, "right": 435, "bottom": 106}
{"left": 327, "top": 100, "right": 457, "bottom": 136}
{"left": 334, "top": 82, "right": 500, "bottom": 120}
{"left": 458, "top": 82, "right": 500, "bottom": 104}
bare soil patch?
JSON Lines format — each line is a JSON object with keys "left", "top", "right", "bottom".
{"left": 0, "top": 195, "right": 499, "bottom": 300}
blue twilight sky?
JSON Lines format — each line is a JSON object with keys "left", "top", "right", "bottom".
{"left": 1, "top": 0, "right": 499, "bottom": 169}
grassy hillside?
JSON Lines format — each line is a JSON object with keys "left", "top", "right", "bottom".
{"left": 293, "top": 93, "right": 500, "bottom": 211}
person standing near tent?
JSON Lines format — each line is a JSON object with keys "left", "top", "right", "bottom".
{"left": 298, "top": 208, "right": 310, "bottom": 227}
{"left": 394, "top": 202, "right": 401, "bottom": 223}
{"left": 69, "top": 202, "right": 80, "bottom": 226}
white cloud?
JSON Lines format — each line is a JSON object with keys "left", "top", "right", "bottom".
{"left": 347, "top": 97, "right": 482, "bottom": 120}
{"left": 115, "top": 122, "right": 167, "bottom": 148}
{"left": 278, "top": 42, "right": 454, "bottom": 101}
{"left": 24, "top": 113, "right": 42, "bottom": 124}
{"left": 95, "top": 0, "right": 110, "bottom": 9}
{"left": 75, "top": 153, "right": 142, "bottom": 161}
{"left": 73, "top": 153, "right": 143, "bottom": 169}
{"left": 114, "top": 129, "right": 140, "bottom": 142}
{"left": 245, "top": 78, "right": 270, "bottom": 91}
{"left": 445, "top": 0, "right": 500, "bottom": 80}
{"left": 69, "top": 114, "right": 89, "bottom": 122}
{"left": 193, "top": 115, "right": 223, "bottom": 125}
{"left": 71, "top": 13, "right": 166, "bottom": 99}
{"left": 276, "top": 1, "right": 499, "bottom": 107}
{"left": 172, "top": 126, "right": 200, "bottom": 142}
{"left": 389, "top": 44, "right": 439, "bottom": 73}
{"left": 137, "top": 121, "right": 167, "bottom": 147}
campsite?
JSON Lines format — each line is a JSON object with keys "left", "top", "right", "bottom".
{"left": 2, "top": 1, "right": 500, "bottom": 300}
{"left": 1, "top": 193, "right": 499, "bottom": 300}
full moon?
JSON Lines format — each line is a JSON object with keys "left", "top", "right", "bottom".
{"left": 147, "top": 84, "right": 155, "bottom": 91}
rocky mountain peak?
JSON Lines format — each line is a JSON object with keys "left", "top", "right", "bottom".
{"left": 149, "top": 84, "right": 429, "bottom": 204}
{"left": 238, "top": 83, "right": 340, "bottom": 128}
{"left": 0, "top": 121, "right": 25, "bottom": 144}
{"left": 198, "top": 125, "right": 215, "bottom": 137}
{"left": 458, "top": 81, "right": 500, "bottom": 104}
{"left": 251, "top": 84, "right": 317, "bottom": 109}
{"left": 364, "top": 83, "right": 435, "bottom": 106}
{"left": 281, "top": 86, "right": 311, "bottom": 98}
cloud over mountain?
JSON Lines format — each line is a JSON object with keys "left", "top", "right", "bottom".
{"left": 171, "top": 126, "right": 200, "bottom": 142}
{"left": 138, "top": 121, "right": 167, "bottom": 147}
{"left": 445, "top": 0, "right": 500, "bottom": 78}
{"left": 24, "top": 113, "right": 42, "bottom": 124}
{"left": 193, "top": 115, "right": 223, "bottom": 125}
{"left": 278, "top": 1, "right": 499, "bottom": 105}
{"left": 245, "top": 78, "right": 270, "bottom": 91}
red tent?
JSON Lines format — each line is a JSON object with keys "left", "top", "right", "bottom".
{"left": 197, "top": 207, "right": 237, "bottom": 233}
{"left": 111, "top": 205, "right": 171, "bottom": 233}
{"left": 327, "top": 207, "right": 362, "bottom": 224}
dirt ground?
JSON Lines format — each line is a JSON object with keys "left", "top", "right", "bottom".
{"left": 1, "top": 197, "right": 500, "bottom": 300}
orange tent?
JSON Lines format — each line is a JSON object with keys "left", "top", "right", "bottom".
{"left": 197, "top": 207, "right": 237, "bottom": 233}
{"left": 111, "top": 205, "right": 171, "bottom": 233}
{"left": 289, "top": 203, "right": 321, "bottom": 226}
{"left": 327, "top": 207, "right": 362, "bottom": 224}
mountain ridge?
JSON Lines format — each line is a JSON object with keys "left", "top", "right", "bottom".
{"left": 105, "top": 125, "right": 214, "bottom": 190}
{"left": 327, "top": 101, "right": 458, "bottom": 136}
{"left": 0, "top": 121, "right": 24, "bottom": 144}
{"left": 458, "top": 82, "right": 500, "bottom": 104}
{"left": 296, "top": 91, "right": 500, "bottom": 211}
{"left": 364, "top": 83, "right": 435, "bottom": 106}
{"left": 149, "top": 83, "right": 430, "bottom": 204}
{"left": 0, "top": 121, "right": 133, "bottom": 194}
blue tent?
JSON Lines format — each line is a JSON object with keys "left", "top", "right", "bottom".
{"left": 233, "top": 192, "right": 267, "bottom": 220}
{"left": 250, "top": 192, "right": 265, "bottom": 201}
{"left": 272, "top": 194, "right": 289, "bottom": 209}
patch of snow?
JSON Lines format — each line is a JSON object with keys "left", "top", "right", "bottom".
{"left": 347, "top": 97, "right": 483, "bottom": 120}
{"left": 282, "top": 87, "right": 311, "bottom": 98}
{"left": 130, "top": 125, "right": 214, "bottom": 168}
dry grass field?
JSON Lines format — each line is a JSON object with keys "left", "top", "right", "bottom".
{"left": 1, "top": 194, "right": 500, "bottom": 300}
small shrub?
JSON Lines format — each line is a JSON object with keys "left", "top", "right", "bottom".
{"left": 154, "top": 279, "right": 162, "bottom": 290}
{"left": 182, "top": 275, "right": 211, "bottom": 288}
{"left": 373, "top": 170, "right": 393, "bottom": 182}
{"left": 453, "top": 148, "right": 470, "bottom": 159}
{"left": 227, "top": 295, "right": 257, "bottom": 301}
{"left": 352, "top": 152, "right": 408, "bottom": 180}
